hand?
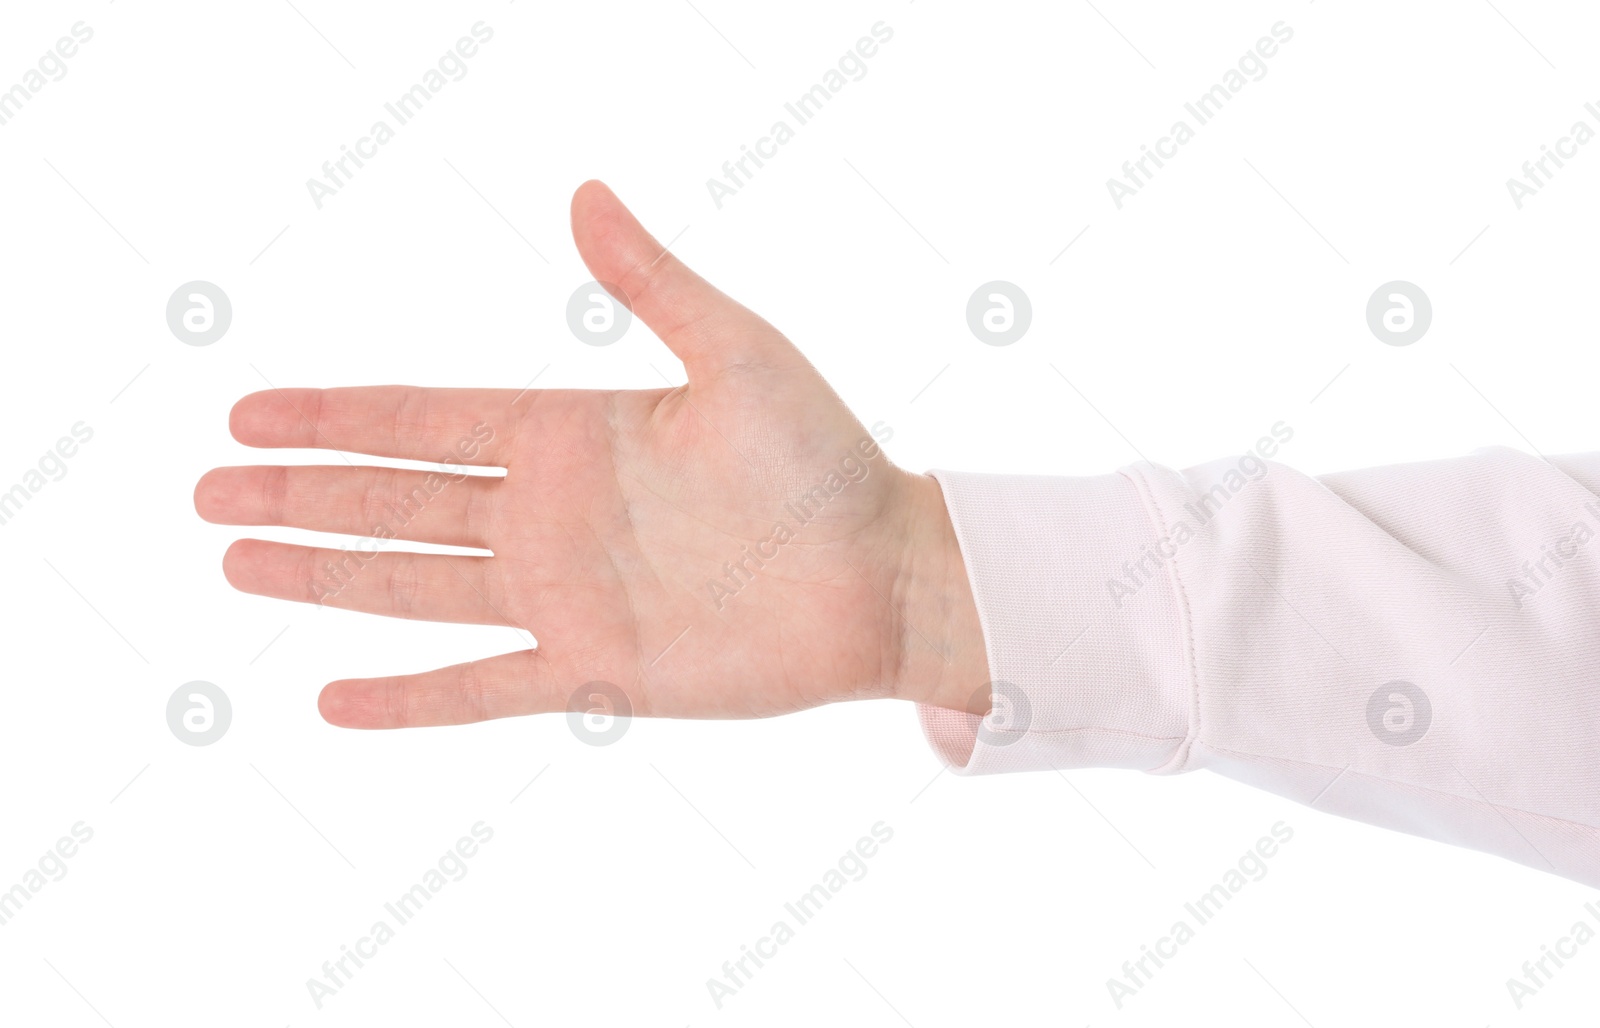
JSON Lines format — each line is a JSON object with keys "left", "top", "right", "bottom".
{"left": 195, "top": 181, "right": 990, "bottom": 729}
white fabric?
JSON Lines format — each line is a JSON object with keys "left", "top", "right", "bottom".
{"left": 920, "top": 448, "right": 1600, "bottom": 887}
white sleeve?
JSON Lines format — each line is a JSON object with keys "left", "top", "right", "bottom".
{"left": 920, "top": 446, "right": 1600, "bottom": 888}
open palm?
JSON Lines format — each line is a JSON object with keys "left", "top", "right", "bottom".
{"left": 196, "top": 181, "right": 987, "bottom": 728}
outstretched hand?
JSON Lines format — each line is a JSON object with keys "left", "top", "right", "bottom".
{"left": 195, "top": 181, "right": 989, "bottom": 729}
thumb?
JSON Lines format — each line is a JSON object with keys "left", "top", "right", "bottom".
{"left": 569, "top": 179, "right": 787, "bottom": 376}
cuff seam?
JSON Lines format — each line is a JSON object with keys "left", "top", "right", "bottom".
{"left": 1122, "top": 463, "right": 1203, "bottom": 775}
{"left": 1201, "top": 742, "right": 1587, "bottom": 829}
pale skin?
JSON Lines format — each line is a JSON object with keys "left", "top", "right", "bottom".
{"left": 195, "top": 180, "right": 992, "bottom": 729}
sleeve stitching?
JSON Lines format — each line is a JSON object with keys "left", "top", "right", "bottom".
{"left": 1120, "top": 463, "right": 1203, "bottom": 774}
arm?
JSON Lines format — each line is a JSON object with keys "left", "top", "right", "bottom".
{"left": 923, "top": 449, "right": 1600, "bottom": 888}
{"left": 195, "top": 179, "right": 1598, "bottom": 889}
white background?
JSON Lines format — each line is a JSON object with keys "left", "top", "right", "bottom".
{"left": 0, "top": 0, "right": 1596, "bottom": 1024}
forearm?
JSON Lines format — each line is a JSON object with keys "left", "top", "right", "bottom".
{"left": 906, "top": 446, "right": 1600, "bottom": 888}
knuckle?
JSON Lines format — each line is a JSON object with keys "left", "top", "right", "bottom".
{"left": 382, "top": 678, "right": 412, "bottom": 728}
{"left": 366, "top": 468, "right": 399, "bottom": 529}
{"left": 386, "top": 556, "right": 420, "bottom": 615}
{"left": 298, "top": 546, "right": 327, "bottom": 604}
{"left": 305, "top": 388, "right": 328, "bottom": 443}
{"left": 390, "top": 388, "right": 429, "bottom": 452}
{"left": 456, "top": 661, "right": 489, "bottom": 722}
{"left": 264, "top": 465, "right": 290, "bottom": 524}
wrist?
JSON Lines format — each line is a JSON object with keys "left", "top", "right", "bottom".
{"left": 888, "top": 473, "right": 992, "bottom": 714}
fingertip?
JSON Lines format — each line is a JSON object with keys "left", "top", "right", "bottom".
{"left": 194, "top": 466, "right": 239, "bottom": 523}
{"left": 318, "top": 680, "right": 365, "bottom": 728}
{"left": 221, "top": 537, "right": 264, "bottom": 592}
{"left": 194, "top": 469, "right": 219, "bottom": 521}
{"left": 228, "top": 391, "right": 268, "bottom": 444}
{"left": 230, "top": 388, "right": 316, "bottom": 447}
{"left": 570, "top": 178, "right": 615, "bottom": 223}
{"left": 320, "top": 678, "right": 398, "bottom": 729}
{"left": 570, "top": 179, "right": 643, "bottom": 271}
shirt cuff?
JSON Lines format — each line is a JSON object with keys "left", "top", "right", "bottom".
{"left": 917, "top": 466, "right": 1195, "bottom": 775}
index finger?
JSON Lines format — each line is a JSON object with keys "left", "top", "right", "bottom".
{"left": 229, "top": 386, "right": 526, "bottom": 466}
